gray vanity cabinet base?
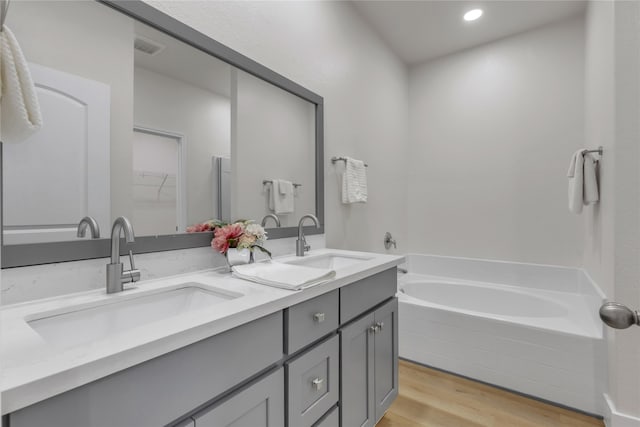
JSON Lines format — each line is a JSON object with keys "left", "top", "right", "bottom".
{"left": 340, "top": 312, "right": 376, "bottom": 427}
{"left": 340, "top": 269, "right": 396, "bottom": 324}
{"left": 340, "top": 297, "right": 399, "bottom": 427}
{"left": 285, "top": 289, "right": 339, "bottom": 355}
{"left": 192, "top": 367, "right": 284, "bottom": 427}
{"left": 287, "top": 334, "right": 339, "bottom": 427}
{"left": 313, "top": 406, "right": 339, "bottom": 427}
{"left": 9, "top": 312, "right": 283, "bottom": 427}
{"left": 374, "top": 298, "right": 399, "bottom": 422}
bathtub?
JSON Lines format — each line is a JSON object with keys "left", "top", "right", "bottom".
{"left": 398, "top": 254, "right": 606, "bottom": 415}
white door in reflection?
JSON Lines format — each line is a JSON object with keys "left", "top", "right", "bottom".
{"left": 132, "top": 127, "right": 186, "bottom": 235}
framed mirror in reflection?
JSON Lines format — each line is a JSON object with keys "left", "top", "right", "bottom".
{"left": 1, "top": 0, "right": 323, "bottom": 266}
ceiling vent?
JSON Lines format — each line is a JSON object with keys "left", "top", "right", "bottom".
{"left": 134, "top": 35, "right": 165, "bottom": 56}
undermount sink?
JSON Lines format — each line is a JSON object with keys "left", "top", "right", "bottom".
{"left": 284, "top": 253, "right": 373, "bottom": 270}
{"left": 27, "top": 283, "right": 242, "bottom": 350}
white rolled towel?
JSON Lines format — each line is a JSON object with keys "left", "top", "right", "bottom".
{"left": 0, "top": 26, "right": 43, "bottom": 144}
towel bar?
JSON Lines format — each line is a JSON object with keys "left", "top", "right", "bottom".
{"left": 585, "top": 146, "right": 603, "bottom": 156}
{"left": 263, "top": 180, "right": 302, "bottom": 188}
{"left": 331, "top": 156, "right": 369, "bottom": 167}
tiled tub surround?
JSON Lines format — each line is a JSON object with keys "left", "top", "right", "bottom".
{"left": 0, "top": 247, "right": 403, "bottom": 415}
{"left": 397, "top": 254, "right": 606, "bottom": 415}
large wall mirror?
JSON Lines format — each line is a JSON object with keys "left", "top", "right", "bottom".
{"left": 1, "top": 0, "right": 324, "bottom": 267}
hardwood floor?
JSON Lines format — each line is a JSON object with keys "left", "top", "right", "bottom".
{"left": 377, "top": 360, "right": 605, "bottom": 427}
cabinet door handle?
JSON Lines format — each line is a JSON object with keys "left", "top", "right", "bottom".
{"left": 376, "top": 321, "right": 384, "bottom": 331}
{"left": 313, "top": 312, "right": 325, "bottom": 323}
{"left": 369, "top": 324, "right": 379, "bottom": 333}
{"left": 311, "top": 377, "right": 324, "bottom": 391}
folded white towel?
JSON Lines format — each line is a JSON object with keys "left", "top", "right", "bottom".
{"left": 341, "top": 157, "right": 367, "bottom": 204}
{"left": 269, "top": 179, "right": 294, "bottom": 214}
{"left": 567, "top": 149, "right": 599, "bottom": 214}
{"left": 583, "top": 153, "right": 599, "bottom": 205}
{"left": 0, "top": 27, "right": 43, "bottom": 144}
{"left": 232, "top": 261, "right": 336, "bottom": 291}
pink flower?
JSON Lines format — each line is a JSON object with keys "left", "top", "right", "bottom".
{"left": 212, "top": 223, "right": 244, "bottom": 253}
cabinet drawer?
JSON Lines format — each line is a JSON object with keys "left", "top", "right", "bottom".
{"left": 285, "top": 289, "right": 339, "bottom": 354}
{"left": 340, "top": 268, "right": 396, "bottom": 324}
{"left": 313, "top": 406, "right": 339, "bottom": 427}
{"left": 192, "top": 368, "right": 284, "bottom": 427}
{"left": 287, "top": 334, "right": 339, "bottom": 427}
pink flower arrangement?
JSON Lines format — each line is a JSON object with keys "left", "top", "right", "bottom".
{"left": 211, "top": 220, "right": 271, "bottom": 257}
{"left": 212, "top": 223, "right": 245, "bottom": 253}
{"left": 186, "top": 219, "right": 226, "bottom": 233}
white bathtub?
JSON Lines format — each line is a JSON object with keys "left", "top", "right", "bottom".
{"left": 398, "top": 254, "right": 606, "bottom": 415}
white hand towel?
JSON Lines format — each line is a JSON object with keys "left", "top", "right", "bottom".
{"left": 0, "top": 27, "right": 43, "bottom": 144}
{"left": 567, "top": 149, "right": 585, "bottom": 214}
{"left": 232, "top": 261, "right": 336, "bottom": 291}
{"left": 341, "top": 157, "right": 367, "bottom": 204}
{"left": 583, "top": 153, "right": 599, "bottom": 205}
{"left": 269, "top": 179, "right": 294, "bottom": 214}
{"left": 567, "top": 149, "right": 599, "bottom": 214}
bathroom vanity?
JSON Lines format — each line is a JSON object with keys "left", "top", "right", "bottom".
{"left": 1, "top": 250, "right": 403, "bottom": 427}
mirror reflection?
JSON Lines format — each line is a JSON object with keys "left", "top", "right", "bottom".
{"left": 3, "top": 1, "right": 316, "bottom": 245}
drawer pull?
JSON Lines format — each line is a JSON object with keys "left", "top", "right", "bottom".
{"left": 313, "top": 312, "right": 326, "bottom": 323}
{"left": 311, "top": 377, "right": 324, "bottom": 391}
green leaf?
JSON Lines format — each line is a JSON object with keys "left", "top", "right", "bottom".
{"left": 252, "top": 244, "right": 272, "bottom": 258}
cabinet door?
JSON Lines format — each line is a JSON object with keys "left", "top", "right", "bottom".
{"left": 193, "top": 368, "right": 284, "bottom": 427}
{"left": 374, "top": 298, "right": 399, "bottom": 422}
{"left": 340, "top": 313, "right": 375, "bottom": 427}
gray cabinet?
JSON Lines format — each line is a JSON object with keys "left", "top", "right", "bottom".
{"left": 286, "top": 335, "right": 339, "bottom": 427}
{"left": 340, "top": 298, "right": 398, "bottom": 427}
{"left": 313, "top": 406, "right": 339, "bottom": 427}
{"left": 285, "top": 289, "right": 339, "bottom": 354}
{"left": 192, "top": 368, "right": 284, "bottom": 427}
{"left": 9, "top": 312, "right": 283, "bottom": 427}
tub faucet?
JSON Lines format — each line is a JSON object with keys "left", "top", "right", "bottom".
{"left": 296, "top": 214, "right": 320, "bottom": 256}
{"left": 106, "top": 217, "right": 140, "bottom": 294}
{"left": 261, "top": 214, "right": 281, "bottom": 228}
{"left": 77, "top": 216, "right": 101, "bottom": 239}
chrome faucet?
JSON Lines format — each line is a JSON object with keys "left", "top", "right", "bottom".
{"left": 261, "top": 214, "right": 281, "bottom": 228}
{"left": 106, "top": 217, "right": 140, "bottom": 294}
{"left": 77, "top": 216, "right": 101, "bottom": 239}
{"left": 296, "top": 214, "right": 320, "bottom": 256}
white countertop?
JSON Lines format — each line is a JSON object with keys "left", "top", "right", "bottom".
{"left": 0, "top": 248, "right": 403, "bottom": 415}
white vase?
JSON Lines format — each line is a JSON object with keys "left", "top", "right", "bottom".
{"left": 225, "top": 248, "right": 253, "bottom": 269}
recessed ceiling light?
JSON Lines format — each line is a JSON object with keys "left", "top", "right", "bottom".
{"left": 463, "top": 9, "right": 483, "bottom": 22}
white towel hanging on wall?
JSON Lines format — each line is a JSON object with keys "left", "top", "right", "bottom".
{"left": 0, "top": 26, "right": 43, "bottom": 143}
{"left": 567, "top": 149, "right": 599, "bottom": 214}
{"left": 341, "top": 157, "right": 368, "bottom": 204}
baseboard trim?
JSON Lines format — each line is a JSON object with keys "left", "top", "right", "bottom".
{"left": 604, "top": 394, "right": 640, "bottom": 427}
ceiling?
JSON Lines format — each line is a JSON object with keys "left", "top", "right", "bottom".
{"left": 351, "top": 1, "right": 587, "bottom": 65}
{"left": 134, "top": 21, "right": 232, "bottom": 98}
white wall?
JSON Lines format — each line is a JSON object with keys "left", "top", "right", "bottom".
{"left": 144, "top": 0, "right": 409, "bottom": 254}
{"left": 583, "top": 2, "right": 640, "bottom": 424}
{"left": 231, "top": 69, "right": 316, "bottom": 227}
{"left": 407, "top": 16, "right": 585, "bottom": 267}
{"left": 133, "top": 66, "right": 231, "bottom": 228}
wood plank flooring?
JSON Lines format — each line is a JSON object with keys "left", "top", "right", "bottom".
{"left": 377, "top": 360, "right": 605, "bottom": 427}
